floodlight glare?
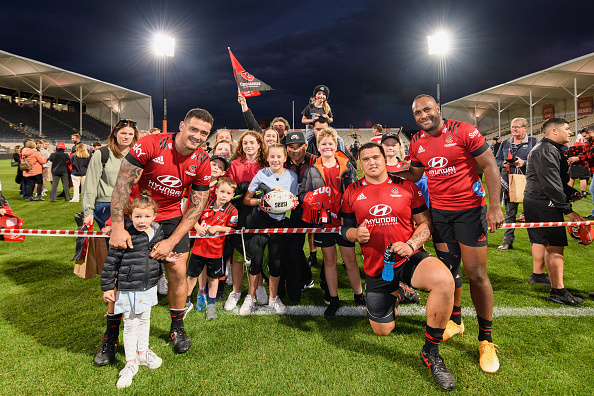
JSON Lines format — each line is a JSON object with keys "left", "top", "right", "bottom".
{"left": 154, "top": 34, "right": 175, "bottom": 57}
{"left": 427, "top": 32, "right": 450, "bottom": 56}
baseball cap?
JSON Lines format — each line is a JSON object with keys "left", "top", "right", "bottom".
{"left": 284, "top": 131, "right": 306, "bottom": 145}
{"left": 56, "top": 142, "right": 66, "bottom": 149}
{"left": 381, "top": 132, "right": 401, "bottom": 144}
{"left": 210, "top": 155, "right": 229, "bottom": 171}
{"left": 313, "top": 85, "right": 329, "bottom": 99}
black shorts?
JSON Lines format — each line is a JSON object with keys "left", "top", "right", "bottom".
{"left": 365, "top": 251, "right": 431, "bottom": 324}
{"left": 187, "top": 253, "right": 224, "bottom": 279}
{"left": 157, "top": 216, "right": 190, "bottom": 254}
{"left": 524, "top": 197, "right": 568, "bottom": 247}
{"left": 431, "top": 206, "right": 488, "bottom": 247}
{"left": 569, "top": 165, "right": 590, "bottom": 180}
{"left": 314, "top": 231, "right": 355, "bottom": 248}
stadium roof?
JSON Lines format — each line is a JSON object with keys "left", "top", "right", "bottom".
{"left": 0, "top": 50, "right": 153, "bottom": 130}
{"left": 442, "top": 52, "right": 594, "bottom": 134}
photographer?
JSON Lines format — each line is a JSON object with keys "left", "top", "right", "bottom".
{"left": 495, "top": 118, "right": 538, "bottom": 253}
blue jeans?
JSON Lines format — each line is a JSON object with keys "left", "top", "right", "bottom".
{"left": 93, "top": 202, "right": 111, "bottom": 229}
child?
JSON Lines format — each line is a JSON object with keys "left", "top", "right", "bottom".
{"left": 301, "top": 85, "right": 333, "bottom": 132}
{"left": 186, "top": 177, "right": 238, "bottom": 320}
{"left": 101, "top": 192, "right": 181, "bottom": 389}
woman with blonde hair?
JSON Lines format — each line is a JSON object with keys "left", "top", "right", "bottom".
{"left": 21, "top": 140, "right": 48, "bottom": 201}
{"left": 70, "top": 143, "right": 91, "bottom": 203}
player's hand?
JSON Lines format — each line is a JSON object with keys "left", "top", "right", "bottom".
{"left": 356, "top": 219, "right": 371, "bottom": 244}
{"left": 390, "top": 241, "right": 414, "bottom": 257}
{"left": 486, "top": 206, "right": 505, "bottom": 232}
{"left": 567, "top": 211, "right": 584, "bottom": 222}
{"left": 103, "top": 290, "right": 116, "bottom": 303}
{"left": 109, "top": 227, "right": 133, "bottom": 249}
{"left": 150, "top": 238, "right": 175, "bottom": 260}
{"left": 165, "top": 252, "right": 183, "bottom": 262}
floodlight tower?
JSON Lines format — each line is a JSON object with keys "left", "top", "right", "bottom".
{"left": 154, "top": 34, "right": 175, "bottom": 132}
{"left": 427, "top": 32, "right": 450, "bottom": 106}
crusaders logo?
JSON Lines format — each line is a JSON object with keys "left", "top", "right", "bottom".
{"left": 369, "top": 204, "right": 392, "bottom": 217}
{"left": 428, "top": 157, "right": 448, "bottom": 169}
{"left": 157, "top": 175, "right": 182, "bottom": 188}
{"left": 445, "top": 135, "right": 453, "bottom": 144}
{"left": 240, "top": 71, "right": 254, "bottom": 81}
{"left": 391, "top": 188, "right": 399, "bottom": 195}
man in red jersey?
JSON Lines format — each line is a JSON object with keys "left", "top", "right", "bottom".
{"left": 397, "top": 95, "right": 504, "bottom": 373}
{"left": 341, "top": 142, "right": 455, "bottom": 391}
{"left": 109, "top": 108, "right": 213, "bottom": 354}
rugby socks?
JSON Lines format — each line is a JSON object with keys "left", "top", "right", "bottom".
{"left": 170, "top": 309, "right": 185, "bottom": 330}
{"left": 186, "top": 296, "right": 191, "bottom": 305}
{"left": 450, "top": 305, "right": 462, "bottom": 325}
{"left": 550, "top": 287, "right": 566, "bottom": 295}
{"left": 477, "top": 316, "right": 493, "bottom": 343}
{"left": 105, "top": 313, "right": 122, "bottom": 338}
{"left": 207, "top": 297, "right": 216, "bottom": 305}
{"left": 423, "top": 325, "right": 444, "bottom": 353}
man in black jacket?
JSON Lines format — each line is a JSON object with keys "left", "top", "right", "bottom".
{"left": 524, "top": 118, "right": 584, "bottom": 306}
{"left": 49, "top": 142, "right": 71, "bottom": 202}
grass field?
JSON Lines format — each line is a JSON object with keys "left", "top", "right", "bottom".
{"left": 1, "top": 159, "right": 593, "bottom": 395}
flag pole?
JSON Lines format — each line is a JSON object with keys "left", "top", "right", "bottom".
{"left": 292, "top": 101, "right": 295, "bottom": 131}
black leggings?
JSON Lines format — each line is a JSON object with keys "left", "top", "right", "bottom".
{"left": 248, "top": 216, "right": 286, "bottom": 277}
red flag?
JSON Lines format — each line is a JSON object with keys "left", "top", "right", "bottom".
{"left": 228, "top": 48, "right": 273, "bottom": 97}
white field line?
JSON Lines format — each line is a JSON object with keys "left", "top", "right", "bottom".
{"left": 229, "top": 305, "right": 594, "bottom": 317}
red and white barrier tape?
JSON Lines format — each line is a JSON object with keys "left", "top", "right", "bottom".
{"left": 1, "top": 222, "right": 593, "bottom": 238}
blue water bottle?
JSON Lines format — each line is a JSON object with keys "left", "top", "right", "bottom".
{"left": 382, "top": 243, "right": 396, "bottom": 282}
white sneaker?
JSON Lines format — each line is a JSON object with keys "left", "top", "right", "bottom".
{"left": 239, "top": 295, "right": 255, "bottom": 316}
{"left": 157, "top": 276, "right": 168, "bottom": 295}
{"left": 116, "top": 362, "right": 138, "bottom": 389}
{"left": 268, "top": 296, "right": 287, "bottom": 314}
{"left": 255, "top": 285, "right": 269, "bottom": 305}
{"left": 224, "top": 291, "right": 242, "bottom": 311}
{"left": 225, "top": 261, "right": 233, "bottom": 286}
{"left": 137, "top": 349, "right": 162, "bottom": 369}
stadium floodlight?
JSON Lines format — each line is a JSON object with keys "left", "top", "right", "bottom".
{"left": 427, "top": 32, "right": 450, "bottom": 56}
{"left": 153, "top": 34, "right": 175, "bottom": 132}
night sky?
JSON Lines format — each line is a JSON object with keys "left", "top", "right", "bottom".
{"left": 2, "top": 0, "right": 594, "bottom": 131}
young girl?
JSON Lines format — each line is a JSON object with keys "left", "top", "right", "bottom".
{"left": 299, "top": 128, "right": 364, "bottom": 319}
{"left": 101, "top": 192, "right": 180, "bottom": 389}
{"left": 301, "top": 85, "right": 333, "bottom": 131}
{"left": 212, "top": 140, "right": 233, "bottom": 160}
{"left": 241, "top": 143, "right": 298, "bottom": 315}
{"left": 263, "top": 128, "right": 280, "bottom": 147}
{"left": 70, "top": 143, "right": 91, "bottom": 203}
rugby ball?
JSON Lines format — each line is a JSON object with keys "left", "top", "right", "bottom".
{"left": 259, "top": 189, "right": 298, "bottom": 214}
{"left": 567, "top": 225, "right": 594, "bottom": 245}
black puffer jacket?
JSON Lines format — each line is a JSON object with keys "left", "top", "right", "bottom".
{"left": 100, "top": 221, "right": 164, "bottom": 292}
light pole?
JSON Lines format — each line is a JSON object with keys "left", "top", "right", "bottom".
{"left": 427, "top": 32, "right": 450, "bottom": 107}
{"left": 154, "top": 34, "right": 175, "bottom": 133}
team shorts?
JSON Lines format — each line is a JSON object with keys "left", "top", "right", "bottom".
{"left": 365, "top": 251, "right": 431, "bottom": 324}
{"left": 156, "top": 216, "right": 190, "bottom": 254}
{"left": 187, "top": 253, "right": 224, "bottom": 279}
{"left": 569, "top": 165, "right": 590, "bottom": 180}
{"left": 314, "top": 231, "right": 355, "bottom": 248}
{"left": 431, "top": 205, "right": 488, "bottom": 247}
{"left": 524, "top": 197, "right": 567, "bottom": 247}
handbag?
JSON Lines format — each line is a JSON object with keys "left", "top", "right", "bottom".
{"left": 19, "top": 155, "right": 32, "bottom": 171}
{"left": 508, "top": 169, "right": 526, "bottom": 203}
{"left": 11, "top": 161, "right": 19, "bottom": 167}
{"left": 72, "top": 219, "right": 108, "bottom": 279}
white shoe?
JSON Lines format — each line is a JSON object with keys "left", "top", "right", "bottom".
{"left": 225, "top": 261, "right": 233, "bottom": 286}
{"left": 69, "top": 199, "right": 79, "bottom": 203}
{"left": 116, "top": 362, "right": 138, "bottom": 389}
{"left": 255, "top": 285, "right": 269, "bottom": 305}
{"left": 268, "top": 296, "right": 287, "bottom": 314}
{"left": 224, "top": 291, "right": 242, "bottom": 311}
{"left": 239, "top": 295, "right": 255, "bottom": 316}
{"left": 157, "top": 276, "right": 168, "bottom": 295}
{"left": 137, "top": 349, "right": 162, "bottom": 369}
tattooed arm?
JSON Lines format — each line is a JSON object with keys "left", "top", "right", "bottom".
{"left": 109, "top": 159, "right": 143, "bottom": 249}
{"left": 150, "top": 187, "right": 209, "bottom": 260}
{"left": 389, "top": 209, "right": 433, "bottom": 258}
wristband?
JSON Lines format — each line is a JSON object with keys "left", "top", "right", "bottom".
{"left": 406, "top": 240, "right": 418, "bottom": 251}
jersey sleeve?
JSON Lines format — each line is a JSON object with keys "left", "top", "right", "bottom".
{"left": 191, "top": 151, "right": 211, "bottom": 191}
{"left": 407, "top": 138, "right": 422, "bottom": 167}
{"left": 248, "top": 170, "right": 263, "bottom": 192}
{"left": 460, "top": 125, "right": 488, "bottom": 156}
{"left": 409, "top": 182, "right": 428, "bottom": 214}
{"left": 228, "top": 207, "right": 239, "bottom": 227}
{"left": 127, "top": 135, "right": 157, "bottom": 168}
{"left": 289, "top": 171, "right": 299, "bottom": 195}
{"left": 340, "top": 184, "right": 355, "bottom": 215}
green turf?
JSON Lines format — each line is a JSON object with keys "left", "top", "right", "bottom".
{"left": 1, "top": 159, "right": 593, "bottom": 395}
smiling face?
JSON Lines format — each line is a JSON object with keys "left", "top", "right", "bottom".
{"left": 216, "top": 130, "right": 232, "bottom": 143}
{"left": 315, "top": 91, "right": 327, "bottom": 103}
{"left": 267, "top": 146, "right": 287, "bottom": 172}
{"left": 242, "top": 134, "right": 260, "bottom": 157}
{"left": 131, "top": 206, "right": 157, "bottom": 233}
{"left": 511, "top": 121, "right": 527, "bottom": 141}
{"left": 178, "top": 117, "right": 212, "bottom": 154}
{"left": 287, "top": 143, "right": 306, "bottom": 164}
{"left": 412, "top": 96, "right": 442, "bottom": 133}
{"left": 263, "top": 129, "right": 279, "bottom": 147}
{"left": 381, "top": 138, "right": 400, "bottom": 158}
{"left": 318, "top": 137, "right": 337, "bottom": 159}
{"left": 210, "top": 158, "right": 226, "bottom": 179}
{"left": 213, "top": 142, "right": 231, "bottom": 159}
{"left": 272, "top": 121, "right": 287, "bottom": 137}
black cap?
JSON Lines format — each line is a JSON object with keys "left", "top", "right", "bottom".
{"left": 313, "top": 85, "right": 329, "bottom": 99}
{"left": 284, "top": 131, "right": 306, "bottom": 145}
{"left": 381, "top": 132, "right": 401, "bottom": 144}
{"left": 210, "top": 155, "right": 229, "bottom": 171}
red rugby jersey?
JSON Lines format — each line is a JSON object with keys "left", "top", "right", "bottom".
{"left": 191, "top": 198, "right": 238, "bottom": 258}
{"left": 341, "top": 176, "right": 427, "bottom": 277}
{"left": 127, "top": 133, "right": 211, "bottom": 221}
{"left": 408, "top": 120, "right": 488, "bottom": 210}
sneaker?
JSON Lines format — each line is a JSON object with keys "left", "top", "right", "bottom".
{"left": 94, "top": 336, "right": 118, "bottom": 366}
{"left": 399, "top": 282, "right": 420, "bottom": 304}
{"left": 442, "top": 320, "right": 465, "bottom": 341}
{"left": 496, "top": 243, "right": 511, "bottom": 251}
{"left": 420, "top": 348, "right": 456, "bottom": 390}
{"left": 69, "top": 199, "right": 79, "bottom": 203}
{"left": 323, "top": 288, "right": 331, "bottom": 305}
{"left": 224, "top": 291, "right": 242, "bottom": 311}
{"left": 302, "top": 279, "right": 314, "bottom": 291}
{"left": 255, "top": 285, "right": 269, "bottom": 305}
{"left": 478, "top": 341, "right": 500, "bottom": 373}
{"left": 116, "top": 362, "right": 138, "bottom": 389}
{"left": 183, "top": 302, "right": 193, "bottom": 319}
{"left": 34, "top": 196, "right": 44, "bottom": 201}
{"left": 137, "top": 349, "right": 162, "bottom": 369}
{"left": 528, "top": 272, "right": 551, "bottom": 285}
{"left": 196, "top": 295, "right": 207, "bottom": 312}
{"left": 269, "top": 296, "right": 287, "bottom": 314}
{"left": 354, "top": 292, "right": 366, "bottom": 306}
{"left": 547, "top": 289, "right": 584, "bottom": 306}
{"left": 225, "top": 261, "right": 233, "bottom": 285}
{"left": 157, "top": 276, "right": 168, "bottom": 295}
{"left": 324, "top": 298, "right": 340, "bottom": 319}
{"left": 239, "top": 295, "right": 255, "bottom": 316}
{"left": 206, "top": 304, "right": 217, "bottom": 320}
{"left": 41, "top": 189, "right": 47, "bottom": 196}
{"left": 308, "top": 254, "right": 318, "bottom": 268}
{"left": 169, "top": 327, "right": 192, "bottom": 354}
